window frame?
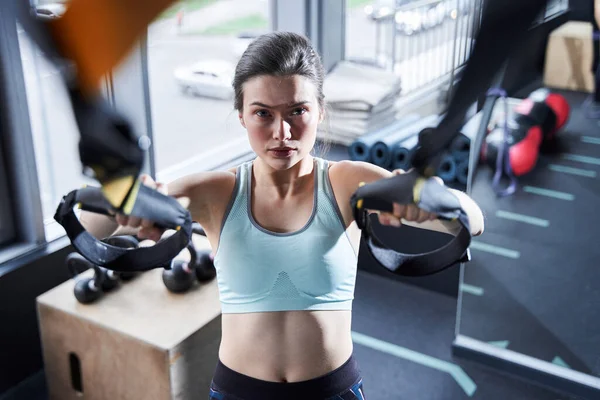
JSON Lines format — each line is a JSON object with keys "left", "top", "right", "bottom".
{"left": 0, "top": 138, "right": 15, "bottom": 248}
{"left": 0, "top": 1, "right": 45, "bottom": 265}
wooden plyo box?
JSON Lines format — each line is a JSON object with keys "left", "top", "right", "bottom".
{"left": 543, "top": 21, "right": 596, "bottom": 93}
{"left": 36, "top": 236, "right": 222, "bottom": 400}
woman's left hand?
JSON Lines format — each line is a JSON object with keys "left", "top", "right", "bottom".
{"left": 376, "top": 169, "right": 440, "bottom": 227}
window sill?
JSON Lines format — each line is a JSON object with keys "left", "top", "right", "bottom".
{"left": 0, "top": 235, "right": 71, "bottom": 279}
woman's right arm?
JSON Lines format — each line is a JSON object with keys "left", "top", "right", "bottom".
{"left": 79, "top": 170, "right": 236, "bottom": 240}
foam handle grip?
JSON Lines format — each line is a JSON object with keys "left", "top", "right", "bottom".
{"left": 351, "top": 169, "right": 464, "bottom": 222}
{"left": 352, "top": 171, "right": 418, "bottom": 215}
{"left": 350, "top": 170, "right": 471, "bottom": 277}
{"left": 76, "top": 184, "right": 188, "bottom": 230}
{"left": 75, "top": 186, "right": 114, "bottom": 216}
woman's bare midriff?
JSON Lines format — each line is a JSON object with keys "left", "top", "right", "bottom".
{"left": 218, "top": 310, "right": 354, "bottom": 382}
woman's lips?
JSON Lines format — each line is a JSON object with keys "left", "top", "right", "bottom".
{"left": 270, "top": 147, "right": 296, "bottom": 158}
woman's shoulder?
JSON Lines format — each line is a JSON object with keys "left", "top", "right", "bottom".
{"left": 167, "top": 166, "right": 241, "bottom": 205}
{"left": 324, "top": 159, "right": 392, "bottom": 188}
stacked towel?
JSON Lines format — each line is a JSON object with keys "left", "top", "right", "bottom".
{"left": 319, "top": 61, "right": 402, "bottom": 146}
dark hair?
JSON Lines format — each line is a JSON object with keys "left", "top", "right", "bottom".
{"left": 232, "top": 32, "right": 325, "bottom": 112}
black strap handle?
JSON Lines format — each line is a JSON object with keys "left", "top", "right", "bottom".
{"left": 54, "top": 186, "right": 193, "bottom": 272}
{"left": 350, "top": 170, "right": 471, "bottom": 276}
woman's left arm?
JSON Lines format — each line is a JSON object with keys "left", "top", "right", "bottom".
{"left": 338, "top": 160, "right": 484, "bottom": 236}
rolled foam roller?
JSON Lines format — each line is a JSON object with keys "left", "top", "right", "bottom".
{"left": 456, "top": 158, "right": 469, "bottom": 185}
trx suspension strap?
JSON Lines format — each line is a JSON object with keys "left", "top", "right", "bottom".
{"left": 15, "top": 0, "right": 188, "bottom": 271}
{"left": 54, "top": 186, "right": 192, "bottom": 272}
{"left": 350, "top": 0, "right": 549, "bottom": 276}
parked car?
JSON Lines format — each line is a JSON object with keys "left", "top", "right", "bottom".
{"left": 35, "top": 3, "right": 66, "bottom": 19}
{"left": 174, "top": 60, "right": 235, "bottom": 100}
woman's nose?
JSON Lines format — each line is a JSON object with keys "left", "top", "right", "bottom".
{"left": 274, "top": 118, "right": 292, "bottom": 141}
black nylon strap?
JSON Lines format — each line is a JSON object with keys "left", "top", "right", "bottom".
{"left": 362, "top": 215, "right": 472, "bottom": 277}
{"left": 54, "top": 187, "right": 193, "bottom": 272}
{"left": 74, "top": 185, "right": 189, "bottom": 230}
{"left": 351, "top": 170, "right": 471, "bottom": 276}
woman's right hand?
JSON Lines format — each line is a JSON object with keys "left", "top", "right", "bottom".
{"left": 115, "top": 174, "right": 167, "bottom": 242}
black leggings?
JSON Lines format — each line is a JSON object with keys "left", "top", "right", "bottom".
{"left": 208, "top": 355, "right": 366, "bottom": 400}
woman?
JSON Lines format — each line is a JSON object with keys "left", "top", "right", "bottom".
{"left": 91, "top": 32, "right": 484, "bottom": 400}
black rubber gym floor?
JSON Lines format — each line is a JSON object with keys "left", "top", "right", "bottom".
{"left": 351, "top": 270, "right": 573, "bottom": 400}
{"left": 460, "top": 85, "right": 600, "bottom": 377}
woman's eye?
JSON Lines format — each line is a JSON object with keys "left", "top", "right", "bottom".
{"left": 255, "top": 110, "right": 270, "bottom": 118}
{"left": 291, "top": 108, "right": 307, "bottom": 116}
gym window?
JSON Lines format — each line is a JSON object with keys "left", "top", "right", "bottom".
{"left": 147, "top": 0, "right": 273, "bottom": 184}
{"left": 17, "top": 20, "right": 96, "bottom": 242}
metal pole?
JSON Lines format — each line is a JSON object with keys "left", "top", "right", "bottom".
{"left": 446, "top": 0, "right": 462, "bottom": 105}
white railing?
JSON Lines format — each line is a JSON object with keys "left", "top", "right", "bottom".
{"left": 361, "top": 0, "right": 482, "bottom": 96}
{"left": 359, "top": 0, "right": 568, "bottom": 97}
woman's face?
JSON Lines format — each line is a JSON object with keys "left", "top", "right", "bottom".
{"left": 239, "top": 74, "right": 323, "bottom": 171}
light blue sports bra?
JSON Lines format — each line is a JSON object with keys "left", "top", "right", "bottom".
{"left": 213, "top": 157, "right": 358, "bottom": 314}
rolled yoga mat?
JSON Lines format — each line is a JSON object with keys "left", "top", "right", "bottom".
{"left": 436, "top": 152, "right": 458, "bottom": 183}
{"left": 370, "top": 114, "right": 442, "bottom": 169}
{"left": 449, "top": 111, "right": 482, "bottom": 161}
{"left": 392, "top": 134, "right": 419, "bottom": 171}
{"left": 456, "top": 158, "right": 469, "bottom": 185}
{"left": 392, "top": 135, "right": 457, "bottom": 183}
{"left": 348, "top": 114, "right": 420, "bottom": 162}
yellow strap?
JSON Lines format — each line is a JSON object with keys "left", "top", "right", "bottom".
{"left": 102, "top": 175, "right": 136, "bottom": 209}
{"left": 412, "top": 177, "right": 426, "bottom": 204}
{"left": 121, "top": 178, "right": 142, "bottom": 215}
{"left": 356, "top": 182, "right": 366, "bottom": 209}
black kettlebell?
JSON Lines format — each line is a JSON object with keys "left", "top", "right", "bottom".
{"left": 162, "top": 242, "right": 216, "bottom": 293}
{"left": 189, "top": 222, "right": 215, "bottom": 282}
{"left": 66, "top": 235, "right": 141, "bottom": 303}
{"left": 162, "top": 258, "right": 195, "bottom": 293}
{"left": 73, "top": 273, "right": 103, "bottom": 304}
{"left": 67, "top": 253, "right": 103, "bottom": 304}
{"left": 67, "top": 253, "right": 121, "bottom": 303}
{"left": 194, "top": 249, "right": 216, "bottom": 282}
